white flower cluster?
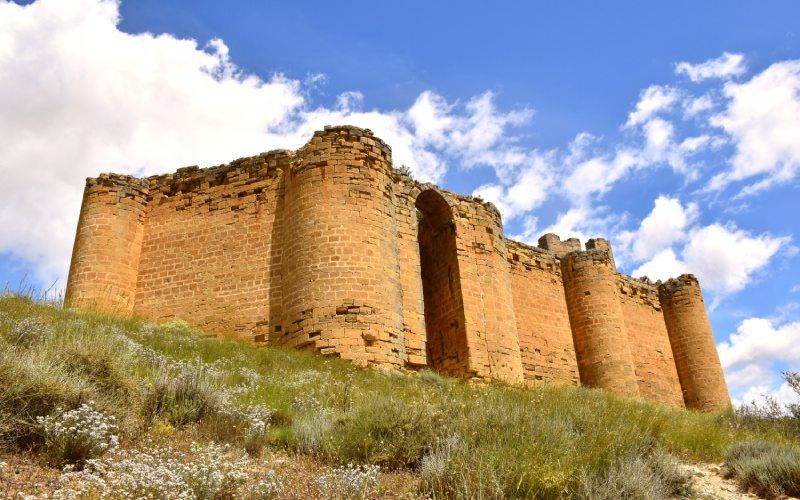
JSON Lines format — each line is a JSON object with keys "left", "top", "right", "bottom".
{"left": 10, "top": 317, "right": 53, "bottom": 346}
{"left": 249, "top": 470, "right": 283, "bottom": 499}
{"left": 223, "top": 404, "right": 275, "bottom": 438}
{"left": 37, "top": 403, "right": 119, "bottom": 464}
{"left": 316, "top": 463, "right": 380, "bottom": 499}
{"left": 53, "top": 442, "right": 248, "bottom": 499}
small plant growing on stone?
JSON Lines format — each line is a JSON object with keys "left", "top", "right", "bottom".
{"left": 37, "top": 402, "right": 119, "bottom": 467}
{"left": 316, "top": 463, "right": 380, "bottom": 499}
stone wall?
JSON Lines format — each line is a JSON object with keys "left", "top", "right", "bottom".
{"left": 506, "top": 240, "right": 579, "bottom": 386}
{"left": 65, "top": 125, "right": 730, "bottom": 409}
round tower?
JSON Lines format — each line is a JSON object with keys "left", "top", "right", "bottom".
{"left": 279, "top": 126, "right": 405, "bottom": 366}
{"left": 65, "top": 174, "right": 149, "bottom": 313}
{"left": 562, "top": 249, "right": 640, "bottom": 397}
{"left": 659, "top": 275, "right": 731, "bottom": 410}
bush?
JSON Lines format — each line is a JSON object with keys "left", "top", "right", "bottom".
{"left": 724, "top": 440, "right": 800, "bottom": 498}
{"left": 292, "top": 407, "right": 334, "bottom": 454}
{"left": 323, "top": 396, "right": 445, "bottom": 468}
{"left": 37, "top": 402, "right": 119, "bottom": 467}
{"left": 142, "top": 362, "right": 222, "bottom": 426}
{"left": 54, "top": 442, "right": 248, "bottom": 499}
{"left": 0, "top": 343, "right": 93, "bottom": 448}
{"left": 575, "top": 450, "right": 692, "bottom": 500}
{"left": 208, "top": 403, "right": 275, "bottom": 455}
{"left": 9, "top": 317, "right": 52, "bottom": 347}
{"left": 316, "top": 463, "right": 380, "bottom": 499}
{"left": 248, "top": 470, "right": 283, "bottom": 499}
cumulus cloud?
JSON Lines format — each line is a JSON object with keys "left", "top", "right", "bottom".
{"left": 675, "top": 52, "right": 746, "bottom": 82}
{"left": 625, "top": 197, "right": 787, "bottom": 299}
{"left": 718, "top": 317, "right": 800, "bottom": 370}
{"left": 0, "top": 0, "right": 535, "bottom": 286}
{"left": 618, "top": 196, "right": 698, "bottom": 261}
{"left": 472, "top": 150, "right": 555, "bottom": 220}
{"left": 708, "top": 60, "right": 800, "bottom": 195}
{"left": 719, "top": 316, "right": 800, "bottom": 406}
{"left": 625, "top": 85, "right": 680, "bottom": 127}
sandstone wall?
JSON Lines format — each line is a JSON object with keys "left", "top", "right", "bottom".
{"left": 65, "top": 174, "right": 148, "bottom": 314}
{"left": 65, "top": 125, "right": 730, "bottom": 408}
{"left": 506, "top": 240, "right": 580, "bottom": 386}
{"left": 617, "top": 276, "right": 684, "bottom": 407}
{"left": 562, "top": 249, "right": 640, "bottom": 397}
{"left": 133, "top": 153, "right": 288, "bottom": 341}
{"left": 660, "top": 275, "right": 731, "bottom": 410}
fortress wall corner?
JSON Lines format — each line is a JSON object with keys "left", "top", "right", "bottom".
{"left": 562, "top": 249, "right": 640, "bottom": 397}
{"left": 617, "top": 276, "right": 684, "bottom": 407}
{"left": 278, "top": 126, "right": 406, "bottom": 366}
{"left": 506, "top": 239, "right": 580, "bottom": 386}
{"left": 450, "top": 197, "right": 524, "bottom": 383}
{"left": 659, "top": 275, "right": 731, "bottom": 410}
{"left": 133, "top": 152, "right": 290, "bottom": 341}
{"left": 65, "top": 174, "right": 149, "bottom": 313}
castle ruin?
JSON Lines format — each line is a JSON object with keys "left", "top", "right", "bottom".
{"left": 65, "top": 125, "right": 730, "bottom": 410}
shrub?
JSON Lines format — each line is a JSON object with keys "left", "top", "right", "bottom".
{"left": 316, "top": 463, "right": 380, "bottom": 500}
{"left": 54, "top": 442, "right": 248, "bottom": 499}
{"left": 9, "top": 317, "right": 52, "bottom": 347}
{"left": 37, "top": 402, "right": 119, "bottom": 467}
{"left": 323, "top": 396, "right": 445, "bottom": 467}
{"left": 0, "top": 343, "right": 93, "bottom": 448}
{"left": 724, "top": 440, "right": 800, "bottom": 498}
{"left": 209, "top": 403, "right": 275, "bottom": 455}
{"left": 142, "top": 362, "right": 222, "bottom": 426}
{"left": 419, "top": 434, "right": 462, "bottom": 493}
{"left": 248, "top": 470, "right": 283, "bottom": 499}
{"left": 292, "top": 408, "right": 334, "bottom": 454}
{"left": 575, "top": 450, "right": 692, "bottom": 500}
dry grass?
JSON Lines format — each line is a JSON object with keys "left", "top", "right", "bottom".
{"left": 0, "top": 293, "right": 797, "bottom": 498}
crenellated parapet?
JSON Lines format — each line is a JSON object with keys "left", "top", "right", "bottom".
{"left": 659, "top": 275, "right": 731, "bottom": 410}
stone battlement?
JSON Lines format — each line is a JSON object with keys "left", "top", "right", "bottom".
{"left": 65, "top": 126, "right": 730, "bottom": 410}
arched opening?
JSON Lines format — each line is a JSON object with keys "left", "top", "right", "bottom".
{"left": 415, "top": 190, "right": 469, "bottom": 376}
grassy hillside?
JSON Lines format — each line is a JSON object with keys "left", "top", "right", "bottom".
{"left": 0, "top": 294, "right": 798, "bottom": 499}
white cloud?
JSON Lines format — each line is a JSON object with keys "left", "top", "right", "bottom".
{"left": 675, "top": 52, "right": 746, "bottom": 82}
{"left": 718, "top": 317, "right": 800, "bottom": 369}
{"left": 631, "top": 248, "right": 687, "bottom": 282}
{"left": 720, "top": 316, "right": 800, "bottom": 407}
{"left": 625, "top": 197, "right": 787, "bottom": 299}
{"left": 734, "top": 382, "right": 800, "bottom": 408}
{"left": 708, "top": 60, "right": 800, "bottom": 194}
{"left": 682, "top": 94, "right": 714, "bottom": 118}
{"left": 619, "top": 196, "right": 698, "bottom": 261}
{"left": 682, "top": 223, "right": 787, "bottom": 295}
{"left": 472, "top": 151, "right": 555, "bottom": 220}
{"left": 625, "top": 85, "right": 680, "bottom": 127}
{"left": 0, "top": 0, "right": 536, "bottom": 287}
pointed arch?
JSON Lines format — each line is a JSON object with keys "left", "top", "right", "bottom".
{"left": 415, "top": 189, "right": 470, "bottom": 376}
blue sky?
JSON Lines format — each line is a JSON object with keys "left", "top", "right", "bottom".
{"left": 1, "top": 0, "right": 799, "bottom": 405}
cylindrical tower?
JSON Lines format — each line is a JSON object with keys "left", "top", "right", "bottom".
{"left": 562, "top": 249, "right": 640, "bottom": 397}
{"left": 279, "top": 126, "right": 405, "bottom": 366}
{"left": 65, "top": 174, "right": 149, "bottom": 313}
{"left": 659, "top": 275, "right": 731, "bottom": 410}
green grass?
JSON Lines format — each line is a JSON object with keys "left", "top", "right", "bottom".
{"left": 0, "top": 294, "right": 797, "bottom": 499}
